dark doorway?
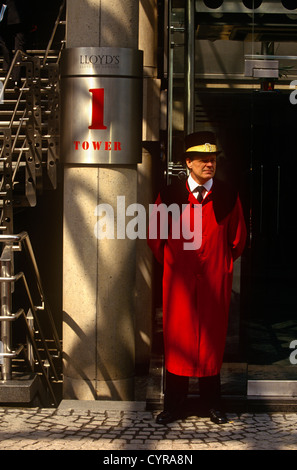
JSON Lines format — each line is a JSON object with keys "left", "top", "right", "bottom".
{"left": 247, "top": 91, "right": 297, "bottom": 385}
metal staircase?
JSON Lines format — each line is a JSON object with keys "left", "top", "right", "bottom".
{"left": 0, "top": 1, "right": 65, "bottom": 406}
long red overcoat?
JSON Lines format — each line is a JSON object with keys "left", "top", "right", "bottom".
{"left": 148, "top": 178, "right": 247, "bottom": 378}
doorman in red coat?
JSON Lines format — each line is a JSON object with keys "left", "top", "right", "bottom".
{"left": 148, "top": 131, "right": 247, "bottom": 425}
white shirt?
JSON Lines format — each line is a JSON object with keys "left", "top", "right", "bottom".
{"left": 187, "top": 174, "right": 213, "bottom": 200}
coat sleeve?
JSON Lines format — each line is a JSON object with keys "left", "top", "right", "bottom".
{"left": 147, "top": 193, "right": 167, "bottom": 265}
{"left": 228, "top": 195, "right": 247, "bottom": 261}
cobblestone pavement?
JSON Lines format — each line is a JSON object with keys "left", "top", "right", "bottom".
{"left": 0, "top": 401, "right": 296, "bottom": 451}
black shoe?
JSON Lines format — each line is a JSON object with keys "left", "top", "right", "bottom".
{"left": 156, "top": 410, "right": 178, "bottom": 425}
{"left": 209, "top": 408, "right": 228, "bottom": 425}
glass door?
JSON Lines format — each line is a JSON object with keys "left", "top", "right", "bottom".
{"left": 169, "top": 0, "right": 297, "bottom": 400}
{"left": 246, "top": 5, "right": 297, "bottom": 397}
{"left": 247, "top": 87, "right": 297, "bottom": 397}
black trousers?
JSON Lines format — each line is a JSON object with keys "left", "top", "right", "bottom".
{"left": 164, "top": 370, "right": 221, "bottom": 412}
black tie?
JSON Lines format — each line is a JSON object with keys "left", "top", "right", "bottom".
{"left": 193, "top": 186, "right": 205, "bottom": 202}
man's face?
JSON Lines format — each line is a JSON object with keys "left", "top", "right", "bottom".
{"left": 186, "top": 154, "right": 217, "bottom": 184}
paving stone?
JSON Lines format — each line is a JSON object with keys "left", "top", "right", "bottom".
{"left": 0, "top": 405, "right": 297, "bottom": 450}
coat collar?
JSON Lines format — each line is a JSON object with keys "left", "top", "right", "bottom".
{"left": 160, "top": 177, "right": 238, "bottom": 223}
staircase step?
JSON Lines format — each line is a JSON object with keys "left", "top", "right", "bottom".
{"left": 0, "top": 374, "right": 48, "bottom": 405}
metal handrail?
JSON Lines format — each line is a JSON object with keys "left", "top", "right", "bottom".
{"left": 0, "top": 101, "right": 27, "bottom": 165}
{"left": 1, "top": 49, "right": 26, "bottom": 93}
{"left": 0, "top": 271, "right": 60, "bottom": 377}
{"left": 42, "top": 0, "right": 66, "bottom": 67}
{"left": 0, "top": 232, "right": 61, "bottom": 406}
{"left": 0, "top": 2, "right": 65, "bottom": 406}
{"left": 0, "top": 305, "right": 58, "bottom": 406}
{"left": 0, "top": 231, "right": 61, "bottom": 353}
{"left": 0, "top": 0, "right": 65, "bottom": 206}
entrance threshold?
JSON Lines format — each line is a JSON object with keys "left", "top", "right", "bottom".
{"left": 248, "top": 380, "right": 297, "bottom": 397}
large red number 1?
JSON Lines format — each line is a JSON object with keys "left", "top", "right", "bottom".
{"left": 89, "top": 88, "right": 107, "bottom": 130}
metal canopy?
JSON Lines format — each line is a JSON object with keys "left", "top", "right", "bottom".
{"left": 195, "top": 0, "right": 297, "bottom": 14}
{"left": 195, "top": 0, "right": 297, "bottom": 41}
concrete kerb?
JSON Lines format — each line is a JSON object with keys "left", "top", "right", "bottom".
{"left": 58, "top": 400, "right": 148, "bottom": 413}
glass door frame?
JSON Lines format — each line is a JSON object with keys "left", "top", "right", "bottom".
{"left": 166, "top": 0, "right": 297, "bottom": 401}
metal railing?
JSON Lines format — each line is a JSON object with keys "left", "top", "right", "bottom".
{"left": 0, "top": 2, "right": 65, "bottom": 405}
{"left": 0, "top": 232, "right": 62, "bottom": 406}
{"left": 43, "top": 0, "right": 66, "bottom": 66}
{"left": 0, "top": 0, "right": 65, "bottom": 232}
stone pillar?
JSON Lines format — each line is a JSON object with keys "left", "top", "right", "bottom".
{"left": 63, "top": 0, "right": 140, "bottom": 400}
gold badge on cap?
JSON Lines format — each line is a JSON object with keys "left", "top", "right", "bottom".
{"left": 186, "top": 143, "right": 217, "bottom": 153}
